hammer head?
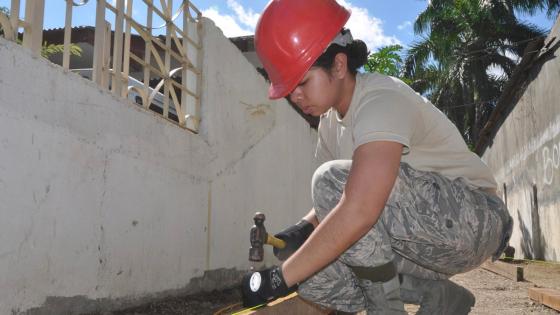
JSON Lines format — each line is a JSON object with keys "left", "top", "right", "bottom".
{"left": 249, "top": 212, "right": 267, "bottom": 262}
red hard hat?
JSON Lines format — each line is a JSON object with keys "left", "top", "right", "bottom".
{"left": 255, "top": 0, "right": 351, "bottom": 99}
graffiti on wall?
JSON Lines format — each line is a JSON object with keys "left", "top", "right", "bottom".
{"left": 542, "top": 137, "right": 560, "bottom": 185}
{"left": 495, "top": 117, "right": 560, "bottom": 186}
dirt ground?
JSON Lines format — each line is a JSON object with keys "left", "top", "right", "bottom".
{"left": 102, "top": 261, "right": 560, "bottom": 315}
{"left": 451, "top": 267, "right": 558, "bottom": 315}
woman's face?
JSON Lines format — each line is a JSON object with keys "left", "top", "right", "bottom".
{"left": 289, "top": 67, "right": 341, "bottom": 117}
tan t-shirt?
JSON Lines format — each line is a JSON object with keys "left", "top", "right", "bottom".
{"left": 316, "top": 72, "right": 497, "bottom": 189}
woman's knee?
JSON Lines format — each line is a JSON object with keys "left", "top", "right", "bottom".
{"left": 311, "top": 160, "right": 351, "bottom": 218}
{"left": 298, "top": 261, "right": 365, "bottom": 312}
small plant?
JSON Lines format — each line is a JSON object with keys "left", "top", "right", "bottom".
{"left": 364, "top": 44, "right": 412, "bottom": 85}
{"left": 0, "top": 6, "right": 82, "bottom": 59}
{"left": 365, "top": 44, "right": 403, "bottom": 76}
{"left": 41, "top": 42, "right": 82, "bottom": 58}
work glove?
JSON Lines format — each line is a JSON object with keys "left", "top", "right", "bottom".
{"left": 241, "top": 265, "right": 295, "bottom": 307}
{"left": 273, "top": 220, "right": 315, "bottom": 261}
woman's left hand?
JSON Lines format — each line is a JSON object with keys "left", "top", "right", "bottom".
{"left": 241, "top": 265, "right": 296, "bottom": 307}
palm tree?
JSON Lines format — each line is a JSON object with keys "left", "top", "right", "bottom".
{"left": 404, "top": 0, "right": 556, "bottom": 146}
{"left": 511, "top": 0, "right": 560, "bottom": 18}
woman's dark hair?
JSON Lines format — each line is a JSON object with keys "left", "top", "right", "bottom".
{"left": 313, "top": 29, "right": 369, "bottom": 75}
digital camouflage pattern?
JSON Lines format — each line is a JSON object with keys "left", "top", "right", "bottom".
{"left": 298, "top": 160, "right": 512, "bottom": 313}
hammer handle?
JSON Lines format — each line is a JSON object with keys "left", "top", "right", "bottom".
{"left": 266, "top": 234, "right": 286, "bottom": 249}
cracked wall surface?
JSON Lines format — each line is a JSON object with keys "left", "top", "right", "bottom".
{"left": 0, "top": 18, "right": 317, "bottom": 314}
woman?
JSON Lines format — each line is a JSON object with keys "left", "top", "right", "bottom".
{"left": 241, "top": 0, "right": 513, "bottom": 314}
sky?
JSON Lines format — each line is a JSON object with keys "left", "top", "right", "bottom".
{"left": 0, "top": 0, "right": 556, "bottom": 52}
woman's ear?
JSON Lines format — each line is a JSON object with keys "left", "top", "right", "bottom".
{"left": 332, "top": 52, "right": 349, "bottom": 79}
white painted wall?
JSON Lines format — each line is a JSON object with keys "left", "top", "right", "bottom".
{"left": 482, "top": 16, "right": 560, "bottom": 262}
{"left": 0, "top": 17, "right": 317, "bottom": 314}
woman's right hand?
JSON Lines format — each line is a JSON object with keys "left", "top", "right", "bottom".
{"left": 273, "top": 220, "right": 315, "bottom": 261}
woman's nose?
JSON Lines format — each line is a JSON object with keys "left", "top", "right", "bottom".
{"left": 290, "top": 88, "right": 302, "bottom": 105}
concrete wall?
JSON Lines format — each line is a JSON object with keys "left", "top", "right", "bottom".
{"left": 0, "top": 17, "right": 317, "bottom": 314}
{"left": 482, "top": 16, "right": 560, "bottom": 262}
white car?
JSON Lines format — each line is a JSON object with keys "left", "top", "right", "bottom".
{"left": 71, "top": 68, "right": 178, "bottom": 121}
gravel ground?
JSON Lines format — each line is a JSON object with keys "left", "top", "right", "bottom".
{"left": 101, "top": 265, "right": 560, "bottom": 315}
{"left": 452, "top": 268, "right": 559, "bottom": 315}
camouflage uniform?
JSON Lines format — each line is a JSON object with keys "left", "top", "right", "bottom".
{"left": 298, "top": 160, "right": 513, "bottom": 313}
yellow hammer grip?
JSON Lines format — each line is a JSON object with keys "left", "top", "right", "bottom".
{"left": 266, "top": 234, "right": 286, "bottom": 249}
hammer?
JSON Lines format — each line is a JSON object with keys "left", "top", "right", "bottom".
{"left": 249, "top": 212, "right": 286, "bottom": 262}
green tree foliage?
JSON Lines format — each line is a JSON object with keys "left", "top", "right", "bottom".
{"left": 365, "top": 45, "right": 403, "bottom": 77}
{"left": 0, "top": 6, "right": 8, "bottom": 36}
{"left": 0, "top": 6, "right": 82, "bottom": 59}
{"left": 364, "top": 44, "right": 412, "bottom": 84}
{"left": 41, "top": 42, "right": 82, "bottom": 58}
{"left": 511, "top": 0, "right": 560, "bottom": 18}
{"left": 404, "top": 0, "right": 557, "bottom": 147}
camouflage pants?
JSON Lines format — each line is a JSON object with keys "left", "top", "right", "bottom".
{"left": 298, "top": 160, "right": 512, "bottom": 313}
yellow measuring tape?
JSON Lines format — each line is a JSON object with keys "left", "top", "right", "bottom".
{"left": 212, "top": 302, "right": 266, "bottom": 315}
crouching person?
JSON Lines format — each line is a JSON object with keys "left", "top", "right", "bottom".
{"left": 242, "top": 0, "right": 512, "bottom": 314}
